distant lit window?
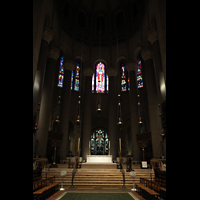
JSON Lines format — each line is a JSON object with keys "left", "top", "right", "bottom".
{"left": 74, "top": 62, "right": 80, "bottom": 91}
{"left": 57, "top": 56, "right": 64, "bottom": 87}
{"left": 92, "top": 62, "right": 108, "bottom": 93}
{"left": 96, "top": 62, "right": 105, "bottom": 93}
{"left": 121, "top": 62, "right": 126, "bottom": 91}
{"left": 137, "top": 58, "right": 143, "bottom": 88}
{"left": 71, "top": 61, "right": 81, "bottom": 91}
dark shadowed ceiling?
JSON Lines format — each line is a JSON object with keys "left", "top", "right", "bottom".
{"left": 56, "top": 0, "right": 146, "bottom": 46}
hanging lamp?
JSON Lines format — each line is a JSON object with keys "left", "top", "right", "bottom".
{"left": 96, "top": 20, "right": 102, "bottom": 117}
{"left": 96, "top": 92, "right": 102, "bottom": 116}
{"left": 137, "top": 94, "right": 143, "bottom": 125}
{"left": 75, "top": 96, "right": 81, "bottom": 127}
{"left": 117, "top": 94, "right": 123, "bottom": 129}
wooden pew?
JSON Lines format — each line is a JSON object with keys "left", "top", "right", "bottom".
{"left": 155, "top": 177, "right": 166, "bottom": 188}
{"left": 135, "top": 178, "right": 160, "bottom": 200}
{"left": 33, "top": 176, "right": 60, "bottom": 200}
{"left": 33, "top": 177, "right": 52, "bottom": 192}
{"left": 144, "top": 178, "right": 166, "bottom": 200}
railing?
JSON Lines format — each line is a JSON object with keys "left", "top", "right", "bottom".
{"left": 70, "top": 159, "right": 80, "bottom": 188}
{"left": 118, "top": 162, "right": 126, "bottom": 188}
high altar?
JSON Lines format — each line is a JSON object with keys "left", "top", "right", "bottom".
{"left": 86, "top": 155, "right": 112, "bottom": 163}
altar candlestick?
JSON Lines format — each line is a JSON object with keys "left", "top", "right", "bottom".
{"left": 88, "top": 140, "right": 91, "bottom": 155}
{"left": 108, "top": 140, "right": 111, "bottom": 155}
{"left": 119, "top": 138, "right": 121, "bottom": 151}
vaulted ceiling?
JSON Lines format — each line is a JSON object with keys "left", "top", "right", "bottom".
{"left": 56, "top": 0, "right": 146, "bottom": 46}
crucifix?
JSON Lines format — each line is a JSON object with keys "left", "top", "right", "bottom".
{"left": 96, "top": 133, "right": 103, "bottom": 147}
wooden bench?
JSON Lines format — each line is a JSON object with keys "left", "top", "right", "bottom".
{"left": 33, "top": 184, "right": 59, "bottom": 198}
{"left": 33, "top": 182, "right": 59, "bottom": 195}
{"left": 33, "top": 176, "right": 59, "bottom": 200}
{"left": 33, "top": 179, "right": 47, "bottom": 191}
{"left": 154, "top": 177, "right": 166, "bottom": 199}
{"left": 136, "top": 183, "right": 160, "bottom": 200}
{"left": 33, "top": 182, "right": 59, "bottom": 200}
{"left": 135, "top": 178, "right": 160, "bottom": 200}
{"left": 155, "top": 177, "right": 166, "bottom": 188}
{"left": 33, "top": 176, "right": 41, "bottom": 182}
{"left": 142, "top": 178, "right": 166, "bottom": 200}
{"left": 33, "top": 176, "right": 55, "bottom": 191}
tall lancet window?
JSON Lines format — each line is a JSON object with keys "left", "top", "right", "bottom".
{"left": 57, "top": 56, "right": 64, "bottom": 87}
{"left": 92, "top": 73, "right": 95, "bottom": 93}
{"left": 71, "top": 71, "right": 74, "bottom": 90}
{"left": 96, "top": 62, "right": 105, "bottom": 93}
{"left": 121, "top": 62, "right": 127, "bottom": 91}
{"left": 121, "top": 62, "right": 130, "bottom": 92}
{"left": 92, "top": 62, "right": 109, "bottom": 93}
{"left": 106, "top": 74, "right": 109, "bottom": 93}
{"left": 137, "top": 58, "right": 143, "bottom": 88}
{"left": 74, "top": 61, "right": 80, "bottom": 91}
{"left": 71, "top": 61, "right": 81, "bottom": 91}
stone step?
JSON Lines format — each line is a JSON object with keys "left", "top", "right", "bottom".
{"left": 42, "top": 163, "right": 154, "bottom": 188}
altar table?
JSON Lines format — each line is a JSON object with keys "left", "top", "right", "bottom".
{"left": 86, "top": 155, "right": 112, "bottom": 163}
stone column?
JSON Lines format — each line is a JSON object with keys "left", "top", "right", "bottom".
{"left": 141, "top": 49, "right": 162, "bottom": 159}
{"left": 148, "top": 29, "right": 166, "bottom": 103}
{"left": 33, "top": 27, "right": 53, "bottom": 115}
{"left": 59, "top": 60, "right": 75, "bottom": 158}
{"left": 82, "top": 68, "right": 94, "bottom": 161}
{"left": 35, "top": 47, "right": 60, "bottom": 157}
{"left": 107, "top": 68, "right": 118, "bottom": 160}
{"left": 126, "top": 61, "right": 141, "bottom": 160}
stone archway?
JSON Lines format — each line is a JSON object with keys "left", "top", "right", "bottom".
{"left": 91, "top": 129, "right": 109, "bottom": 155}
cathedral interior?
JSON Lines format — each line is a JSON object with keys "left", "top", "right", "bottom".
{"left": 33, "top": 0, "right": 166, "bottom": 164}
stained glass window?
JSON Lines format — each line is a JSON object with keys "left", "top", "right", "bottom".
{"left": 137, "top": 58, "right": 143, "bottom": 88}
{"left": 57, "top": 56, "right": 64, "bottom": 87}
{"left": 92, "top": 73, "right": 95, "bottom": 93}
{"left": 74, "top": 62, "right": 80, "bottom": 91}
{"left": 71, "top": 71, "right": 73, "bottom": 90}
{"left": 96, "top": 62, "right": 105, "bottom": 93}
{"left": 92, "top": 62, "right": 108, "bottom": 93}
{"left": 127, "top": 72, "right": 130, "bottom": 91}
{"left": 121, "top": 62, "right": 127, "bottom": 91}
{"left": 91, "top": 129, "right": 109, "bottom": 155}
{"left": 106, "top": 74, "right": 109, "bottom": 93}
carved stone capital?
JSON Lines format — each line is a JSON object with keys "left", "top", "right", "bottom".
{"left": 141, "top": 49, "right": 153, "bottom": 62}
{"left": 83, "top": 68, "right": 95, "bottom": 77}
{"left": 106, "top": 68, "right": 117, "bottom": 77}
{"left": 126, "top": 61, "right": 138, "bottom": 72}
{"left": 48, "top": 47, "right": 60, "bottom": 60}
{"left": 63, "top": 60, "right": 76, "bottom": 71}
{"left": 147, "top": 29, "right": 158, "bottom": 44}
{"left": 42, "top": 27, "right": 53, "bottom": 44}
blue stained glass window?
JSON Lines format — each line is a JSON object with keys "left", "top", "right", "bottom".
{"left": 127, "top": 72, "right": 130, "bottom": 91}
{"left": 137, "top": 58, "right": 143, "bottom": 88}
{"left": 74, "top": 62, "right": 80, "bottom": 91}
{"left": 71, "top": 71, "right": 74, "bottom": 90}
{"left": 92, "top": 73, "right": 95, "bottom": 93}
{"left": 106, "top": 74, "right": 109, "bottom": 93}
{"left": 57, "top": 56, "right": 64, "bottom": 87}
{"left": 121, "top": 62, "right": 127, "bottom": 91}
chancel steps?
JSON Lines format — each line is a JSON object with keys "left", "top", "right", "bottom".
{"left": 42, "top": 164, "right": 154, "bottom": 189}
